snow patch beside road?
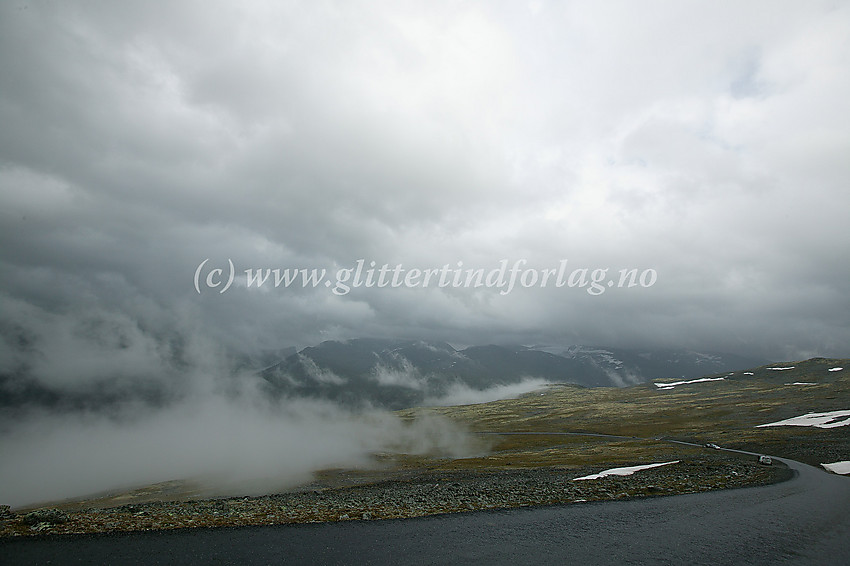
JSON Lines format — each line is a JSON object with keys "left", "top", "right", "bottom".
{"left": 822, "top": 461, "right": 850, "bottom": 475}
{"left": 573, "top": 461, "right": 679, "bottom": 481}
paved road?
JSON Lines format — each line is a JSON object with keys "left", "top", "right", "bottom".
{"left": 2, "top": 456, "right": 848, "bottom": 565}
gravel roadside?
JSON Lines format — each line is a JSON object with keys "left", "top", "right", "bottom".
{"left": 0, "top": 454, "right": 791, "bottom": 538}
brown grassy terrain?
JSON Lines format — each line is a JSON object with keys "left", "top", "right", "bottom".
{"left": 399, "top": 356, "right": 850, "bottom": 470}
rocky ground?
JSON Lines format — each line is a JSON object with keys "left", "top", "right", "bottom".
{"left": 0, "top": 453, "right": 790, "bottom": 537}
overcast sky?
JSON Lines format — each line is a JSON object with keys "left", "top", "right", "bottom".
{"left": 1, "top": 0, "right": 849, "bottom": 383}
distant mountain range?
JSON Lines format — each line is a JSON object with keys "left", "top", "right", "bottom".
{"left": 0, "top": 337, "right": 768, "bottom": 413}
{"left": 259, "top": 339, "right": 768, "bottom": 409}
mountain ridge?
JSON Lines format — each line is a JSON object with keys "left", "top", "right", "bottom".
{"left": 259, "top": 339, "right": 769, "bottom": 409}
{"left": 0, "top": 337, "right": 773, "bottom": 413}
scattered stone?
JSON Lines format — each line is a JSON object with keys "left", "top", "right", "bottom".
{"left": 1, "top": 455, "right": 790, "bottom": 538}
{"left": 21, "top": 509, "right": 68, "bottom": 525}
{"left": 31, "top": 522, "right": 53, "bottom": 532}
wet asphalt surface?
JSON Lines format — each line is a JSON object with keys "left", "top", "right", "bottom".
{"left": 2, "top": 455, "right": 848, "bottom": 565}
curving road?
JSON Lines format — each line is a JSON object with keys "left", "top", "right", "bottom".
{"left": 2, "top": 456, "right": 848, "bottom": 565}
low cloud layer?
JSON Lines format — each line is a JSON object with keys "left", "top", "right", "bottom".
{"left": 0, "top": 392, "right": 487, "bottom": 509}
{"left": 425, "top": 378, "right": 552, "bottom": 407}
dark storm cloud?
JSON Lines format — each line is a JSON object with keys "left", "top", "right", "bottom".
{"left": 1, "top": 0, "right": 849, "bottom": 366}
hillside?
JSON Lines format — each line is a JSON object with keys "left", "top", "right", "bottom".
{"left": 0, "top": 339, "right": 766, "bottom": 414}
{"left": 259, "top": 339, "right": 768, "bottom": 408}
{"left": 408, "top": 356, "right": 850, "bottom": 470}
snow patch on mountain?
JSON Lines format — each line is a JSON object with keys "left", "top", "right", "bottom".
{"left": 654, "top": 377, "right": 726, "bottom": 390}
{"left": 757, "top": 409, "right": 850, "bottom": 429}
